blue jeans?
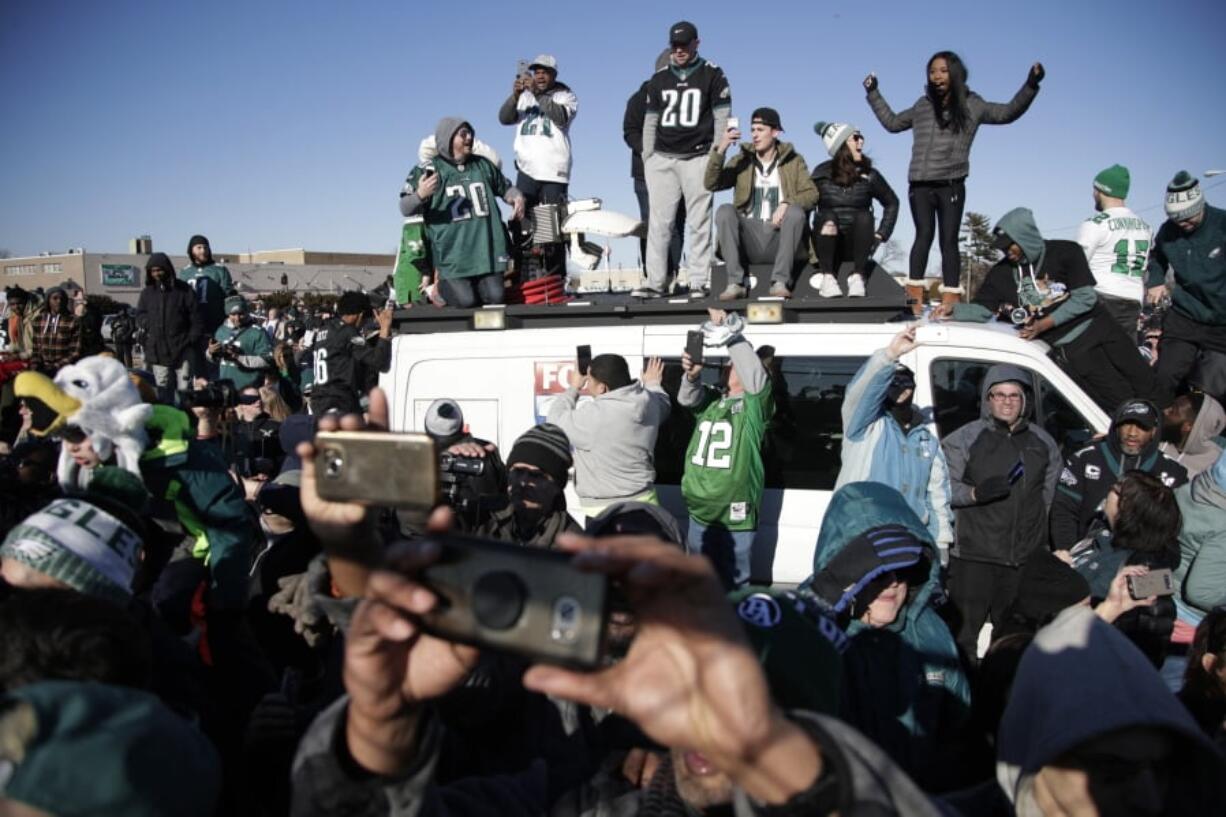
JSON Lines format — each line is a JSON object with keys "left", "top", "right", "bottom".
{"left": 687, "top": 518, "right": 755, "bottom": 589}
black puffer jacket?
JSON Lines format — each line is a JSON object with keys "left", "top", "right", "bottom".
{"left": 810, "top": 160, "right": 899, "bottom": 241}
{"left": 941, "top": 364, "right": 1063, "bottom": 567}
{"left": 135, "top": 252, "right": 204, "bottom": 367}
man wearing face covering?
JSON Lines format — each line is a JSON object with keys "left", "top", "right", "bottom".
{"left": 477, "top": 423, "right": 580, "bottom": 547}
{"left": 836, "top": 326, "right": 953, "bottom": 563}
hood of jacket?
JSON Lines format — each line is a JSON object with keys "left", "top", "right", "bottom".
{"left": 808, "top": 482, "right": 940, "bottom": 629}
{"left": 1188, "top": 448, "right": 1226, "bottom": 509}
{"left": 585, "top": 500, "right": 686, "bottom": 548}
{"left": 1186, "top": 394, "right": 1226, "bottom": 457}
{"left": 43, "top": 287, "right": 70, "bottom": 316}
{"left": 995, "top": 207, "right": 1047, "bottom": 272}
{"left": 996, "top": 604, "right": 1225, "bottom": 811}
{"left": 144, "top": 253, "right": 177, "bottom": 287}
{"left": 433, "top": 116, "right": 474, "bottom": 163}
{"left": 186, "top": 234, "right": 213, "bottom": 266}
{"left": 978, "top": 363, "right": 1032, "bottom": 423}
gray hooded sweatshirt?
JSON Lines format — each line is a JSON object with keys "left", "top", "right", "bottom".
{"left": 547, "top": 380, "right": 671, "bottom": 502}
{"left": 1160, "top": 393, "right": 1226, "bottom": 479}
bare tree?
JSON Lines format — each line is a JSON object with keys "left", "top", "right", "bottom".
{"left": 874, "top": 239, "right": 905, "bottom": 272}
{"left": 959, "top": 212, "right": 996, "bottom": 299}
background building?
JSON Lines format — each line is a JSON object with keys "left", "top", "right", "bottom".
{"left": 1, "top": 240, "right": 395, "bottom": 306}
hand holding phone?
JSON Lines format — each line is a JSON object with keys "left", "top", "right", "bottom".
{"left": 314, "top": 430, "right": 438, "bottom": 509}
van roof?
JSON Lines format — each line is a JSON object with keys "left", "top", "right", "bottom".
{"left": 391, "top": 290, "right": 906, "bottom": 333}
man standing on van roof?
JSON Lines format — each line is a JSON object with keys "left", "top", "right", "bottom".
{"left": 498, "top": 53, "right": 578, "bottom": 275}
{"left": 399, "top": 118, "right": 526, "bottom": 308}
{"left": 547, "top": 354, "right": 671, "bottom": 519}
{"left": 836, "top": 326, "right": 953, "bottom": 562}
{"left": 634, "top": 20, "right": 731, "bottom": 298}
{"left": 1076, "top": 164, "right": 1152, "bottom": 338}
{"left": 940, "top": 365, "right": 1062, "bottom": 660}
{"left": 706, "top": 107, "right": 818, "bottom": 300}
{"left": 181, "top": 234, "right": 236, "bottom": 376}
{"left": 1147, "top": 171, "right": 1226, "bottom": 408}
{"left": 680, "top": 308, "right": 773, "bottom": 588}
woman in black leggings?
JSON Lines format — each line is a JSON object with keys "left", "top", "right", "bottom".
{"left": 865, "top": 51, "right": 1044, "bottom": 313}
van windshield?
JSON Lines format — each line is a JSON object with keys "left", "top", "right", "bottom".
{"left": 654, "top": 356, "right": 866, "bottom": 491}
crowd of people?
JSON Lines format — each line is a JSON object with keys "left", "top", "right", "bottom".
{"left": 0, "top": 19, "right": 1224, "bottom": 817}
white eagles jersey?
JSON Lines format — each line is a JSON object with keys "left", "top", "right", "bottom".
{"left": 510, "top": 83, "right": 578, "bottom": 183}
{"left": 1076, "top": 205, "right": 1152, "bottom": 303}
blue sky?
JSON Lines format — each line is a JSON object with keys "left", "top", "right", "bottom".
{"left": 2, "top": 0, "right": 1224, "bottom": 272}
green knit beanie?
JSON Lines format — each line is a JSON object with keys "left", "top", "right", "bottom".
{"left": 1093, "top": 164, "right": 1130, "bottom": 199}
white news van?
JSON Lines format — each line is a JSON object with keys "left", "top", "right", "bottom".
{"left": 380, "top": 292, "right": 1108, "bottom": 586}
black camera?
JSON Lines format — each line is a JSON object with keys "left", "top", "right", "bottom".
{"left": 438, "top": 452, "right": 488, "bottom": 514}
{"left": 179, "top": 380, "right": 238, "bottom": 410}
{"left": 216, "top": 337, "right": 243, "bottom": 361}
{"left": 418, "top": 533, "right": 609, "bottom": 668}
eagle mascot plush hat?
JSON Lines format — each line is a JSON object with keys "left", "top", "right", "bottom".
{"left": 14, "top": 355, "right": 153, "bottom": 489}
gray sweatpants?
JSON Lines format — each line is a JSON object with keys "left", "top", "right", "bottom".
{"left": 644, "top": 152, "right": 713, "bottom": 290}
{"left": 715, "top": 203, "right": 807, "bottom": 286}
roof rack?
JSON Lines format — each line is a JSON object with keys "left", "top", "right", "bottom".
{"left": 391, "top": 264, "right": 910, "bottom": 333}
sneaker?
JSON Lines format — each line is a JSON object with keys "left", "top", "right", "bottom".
{"left": 689, "top": 284, "right": 710, "bottom": 299}
{"left": 631, "top": 286, "right": 663, "bottom": 298}
{"left": 768, "top": 281, "right": 792, "bottom": 298}
{"left": 718, "top": 284, "right": 746, "bottom": 302}
{"left": 847, "top": 274, "right": 866, "bottom": 297}
{"left": 817, "top": 274, "right": 842, "bottom": 298}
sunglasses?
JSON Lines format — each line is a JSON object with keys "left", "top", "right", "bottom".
{"left": 851, "top": 133, "right": 864, "bottom": 142}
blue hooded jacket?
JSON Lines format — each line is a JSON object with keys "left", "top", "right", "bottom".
{"left": 806, "top": 482, "right": 970, "bottom": 788}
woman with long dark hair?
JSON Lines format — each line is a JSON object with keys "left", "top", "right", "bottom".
{"left": 864, "top": 51, "right": 1044, "bottom": 313}
{"left": 810, "top": 122, "right": 899, "bottom": 297}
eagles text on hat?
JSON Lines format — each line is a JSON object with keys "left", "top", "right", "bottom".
{"left": 1118, "top": 400, "right": 1159, "bottom": 429}
{"left": 669, "top": 20, "right": 697, "bottom": 44}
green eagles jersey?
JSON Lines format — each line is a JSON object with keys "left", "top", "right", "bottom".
{"left": 213, "top": 323, "right": 272, "bottom": 391}
{"left": 407, "top": 156, "right": 512, "bottom": 280}
{"left": 681, "top": 383, "right": 774, "bottom": 530}
{"left": 180, "top": 264, "right": 236, "bottom": 332}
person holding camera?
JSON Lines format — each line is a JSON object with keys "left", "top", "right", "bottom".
{"left": 932, "top": 207, "right": 1155, "bottom": 414}
{"left": 308, "top": 291, "right": 393, "bottom": 417}
{"left": 424, "top": 398, "right": 507, "bottom": 532}
{"left": 546, "top": 354, "right": 671, "bottom": 518}
{"left": 136, "top": 253, "right": 204, "bottom": 405}
{"left": 209, "top": 297, "right": 273, "bottom": 393}
{"left": 940, "top": 365, "right": 1063, "bottom": 661}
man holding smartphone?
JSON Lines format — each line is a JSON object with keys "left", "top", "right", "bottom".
{"left": 705, "top": 107, "right": 818, "bottom": 300}
{"left": 679, "top": 309, "right": 773, "bottom": 588}
{"left": 547, "top": 353, "right": 671, "bottom": 518}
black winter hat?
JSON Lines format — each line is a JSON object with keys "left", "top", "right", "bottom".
{"left": 187, "top": 234, "right": 212, "bottom": 257}
{"left": 507, "top": 423, "right": 572, "bottom": 486}
{"left": 337, "top": 291, "right": 370, "bottom": 317}
{"left": 144, "top": 253, "right": 175, "bottom": 275}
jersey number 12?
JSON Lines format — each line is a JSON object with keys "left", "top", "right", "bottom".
{"left": 691, "top": 419, "right": 733, "bottom": 468}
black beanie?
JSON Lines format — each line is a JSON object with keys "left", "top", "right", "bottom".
{"left": 186, "top": 235, "right": 212, "bottom": 263}
{"left": 507, "top": 423, "right": 572, "bottom": 485}
{"left": 589, "top": 354, "right": 632, "bottom": 391}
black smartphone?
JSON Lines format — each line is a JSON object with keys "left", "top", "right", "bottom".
{"left": 685, "top": 330, "right": 704, "bottom": 365}
{"left": 577, "top": 345, "right": 592, "bottom": 376}
{"left": 419, "top": 533, "right": 609, "bottom": 669}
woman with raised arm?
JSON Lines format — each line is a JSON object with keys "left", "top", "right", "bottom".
{"left": 865, "top": 52, "right": 1044, "bottom": 313}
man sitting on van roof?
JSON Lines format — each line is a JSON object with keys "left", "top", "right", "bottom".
{"left": 547, "top": 353, "right": 671, "bottom": 519}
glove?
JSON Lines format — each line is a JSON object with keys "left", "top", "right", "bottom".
{"left": 863, "top": 73, "right": 878, "bottom": 93}
{"left": 975, "top": 475, "right": 1012, "bottom": 504}
{"left": 1028, "top": 62, "right": 1045, "bottom": 88}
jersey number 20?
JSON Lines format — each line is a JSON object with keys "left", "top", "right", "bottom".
{"left": 661, "top": 88, "right": 702, "bottom": 128}
{"left": 691, "top": 419, "right": 733, "bottom": 468}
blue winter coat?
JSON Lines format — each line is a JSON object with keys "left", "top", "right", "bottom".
{"left": 836, "top": 350, "right": 953, "bottom": 550}
{"left": 805, "top": 482, "right": 970, "bottom": 788}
